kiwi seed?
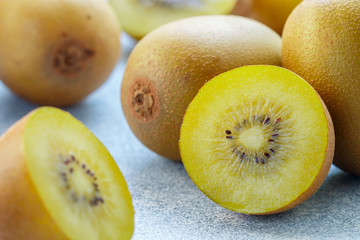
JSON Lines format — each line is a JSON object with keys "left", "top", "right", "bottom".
{"left": 58, "top": 153, "right": 104, "bottom": 207}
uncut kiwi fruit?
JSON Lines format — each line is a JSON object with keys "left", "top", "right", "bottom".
{"left": 0, "top": 107, "right": 134, "bottom": 239}
{"left": 121, "top": 15, "right": 282, "bottom": 161}
{"left": 180, "top": 65, "right": 334, "bottom": 214}
{"left": 282, "top": 0, "right": 360, "bottom": 175}
{"left": 247, "top": 0, "right": 302, "bottom": 35}
{"left": 109, "top": 0, "right": 237, "bottom": 39}
{"left": 0, "top": 0, "right": 121, "bottom": 106}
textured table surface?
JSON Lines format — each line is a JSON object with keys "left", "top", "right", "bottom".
{"left": 0, "top": 34, "right": 359, "bottom": 240}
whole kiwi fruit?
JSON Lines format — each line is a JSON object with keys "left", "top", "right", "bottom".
{"left": 0, "top": 0, "right": 121, "bottom": 106}
{"left": 121, "top": 15, "right": 282, "bottom": 160}
{"left": 248, "top": 0, "right": 302, "bottom": 35}
{"left": 282, "top": 0, "right": 360, "bottom": 175}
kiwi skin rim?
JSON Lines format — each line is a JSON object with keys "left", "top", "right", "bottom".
{"left": 179, "top": 65, "right": 335, "bottom": 215}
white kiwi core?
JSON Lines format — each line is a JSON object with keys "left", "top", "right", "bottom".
{"left": 238, "top": 126, "right": 265, "bottom": 150}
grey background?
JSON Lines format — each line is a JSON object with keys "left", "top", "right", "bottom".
{"left": 0, "top": 34, "right": 359, "bottom": 240}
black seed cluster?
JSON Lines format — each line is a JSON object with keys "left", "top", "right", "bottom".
{"left": 225, "top": 116, "right": 282, "bottom": 165}
{"left": 225, "top": 130, "right": 233, "bottom": 139}
{"left": 59, "top": 154, "right": 105, "bottom": 206}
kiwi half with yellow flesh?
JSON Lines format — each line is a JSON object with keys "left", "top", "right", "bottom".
{"left": 0, "top": 107, "right": 134, "bottom": 239}
{"left": 180, "top": 65, "right": 334, "bottom": 215}
{"left": 282, "top": 0, "right": 360, "bottom": 175}
{"left": 121, "top": 15, "right": 282, "bottom": 161}
{"left": 0, "top": 0, "right": 121, "bottom": 106}
{"left": 109, "top": 0, "right": 237, "bottom": 39}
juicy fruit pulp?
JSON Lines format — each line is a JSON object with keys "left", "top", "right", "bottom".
{"left": 109, "top": 0, "right": 237, "bottom": 38}
{"left": 0, "top": 0, "right": 121, "bottom": 106}
{"left": 282, "top": 0, "right": 360, "bottom": 175}
{"left": 180, "top": 65, "right": 334, "bottom": 214}
{"left": 0, "top": 107, "right": 134, "bottom": 239}
{"left": 121, "top": 15, "right": 282, "bottom": 161}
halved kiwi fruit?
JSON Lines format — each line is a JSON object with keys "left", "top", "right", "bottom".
{"left": 109, "top": 0, "right": 237, "bottom": 39}
{"left": 180, "top": 65, "right": 334, "bottom": 214}
{"left": 0, "top": 107, "right": 134, "bottom": 239}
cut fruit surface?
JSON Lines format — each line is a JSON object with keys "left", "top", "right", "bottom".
{"left": 109, "top": 0, "right": 236, "bottom": 38}
{"left": 180, "top": 65, "right": 334, "bottom": 215}
{"left": 0, "top": 107, "right": 134, "bottom": 239}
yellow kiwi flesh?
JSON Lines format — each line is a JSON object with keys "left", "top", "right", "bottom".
{"left": 121, "top": 15, "right": 282, "bottom": 161}
{"left": 282, "top": 0, "right": 360, "bottom": 175}
{"left": 0, "top": 0, "right": 121, "bottom": 106}
{"left": 109, "top": 0, "right": 237, "bottom": 39}
{"left": 0, "top": 107, "right": 134, "bottom": 239}
{"left": 180, "top": 65, "right": 334, "bottom": 214}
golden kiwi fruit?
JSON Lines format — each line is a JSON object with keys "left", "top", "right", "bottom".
{"left": 282, "top": 0, "right": 360, "bottom": 175}
{"left": 0, "top": 107, "right": 134, "bottom": 240}
{"left": 0, "top": 0, "right": 121, "bottom": 106}
{"left": 121, "top": 15, "right": 282, "bottom": 161}
{"left": 180, "top": 65, "right": 334, "bottom": 214}
{"left": 248, "top": 0, "right": 302, "bottom": 35}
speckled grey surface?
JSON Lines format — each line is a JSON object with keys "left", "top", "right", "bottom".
{"left": 0, "top": 34, "right": 359, "bottom": 240}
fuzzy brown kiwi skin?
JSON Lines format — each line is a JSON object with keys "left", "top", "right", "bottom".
{"left": 282, "top": 0, "right": 360, "bottom": 175}
{"left": 0, "top": 112, "right": 68, "bottom": 240}
{"left": 121, "top": 15, "right": 282, "bottom": 161}
{"left": 256, "top": 95, "right": 335, "bottom": 215}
